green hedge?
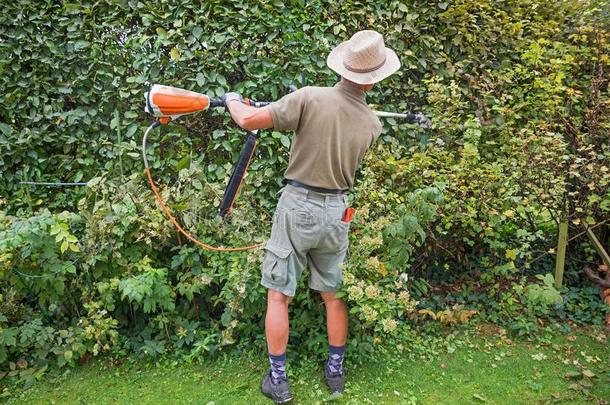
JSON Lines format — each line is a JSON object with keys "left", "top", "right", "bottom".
{"left": 4, "top": 0, "right": 605, "bottom": 210}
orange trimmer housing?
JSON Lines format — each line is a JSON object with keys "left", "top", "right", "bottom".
{"left": 145, "top": 85, "right": 210, "bottom": 122}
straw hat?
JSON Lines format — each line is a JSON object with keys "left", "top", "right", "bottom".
{"left": 327, "top": 30, "right": 400, "bottom": 85}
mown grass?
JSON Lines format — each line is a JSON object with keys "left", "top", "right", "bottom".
{"left": 7, "top": 326, "right": 609, "bottom": 404}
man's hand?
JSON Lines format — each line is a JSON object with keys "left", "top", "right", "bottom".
{"left": 221, "top": 92, "right": 243, "bottom": 110}
{"left": 413, "top": 112, "right": 432, "bottom": 129}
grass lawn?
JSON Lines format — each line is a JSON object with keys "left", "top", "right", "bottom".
{"left": 6, "top": 325, "right": 609, "bottom": 404}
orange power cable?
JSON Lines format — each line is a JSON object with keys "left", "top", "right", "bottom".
{"left": 146, "top": 168, "right": 263, "bottom": 252}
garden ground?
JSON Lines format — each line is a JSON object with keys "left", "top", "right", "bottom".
{"left": 6, "top": 325, "right": 609, "bottom": 404}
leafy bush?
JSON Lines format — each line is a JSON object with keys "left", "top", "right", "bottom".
{"left": 524, "top": 274, "right": 563, "bottom": 307}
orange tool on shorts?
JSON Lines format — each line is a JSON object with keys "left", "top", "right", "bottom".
{"left": 342, "top": 207, "right": 355, "bottom": 223}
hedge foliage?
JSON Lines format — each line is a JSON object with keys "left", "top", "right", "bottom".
{"left": 0, "top": 0, "right": 609, "bottom": 376}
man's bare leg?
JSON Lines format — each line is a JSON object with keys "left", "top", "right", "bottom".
{"left": 265, "top": 288, "right": 291, "bottom": 354}
{"left": 320, "top": 291, "right": 348, "bottom": 346}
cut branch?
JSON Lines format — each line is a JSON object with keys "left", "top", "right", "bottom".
{"left": 584, "top": 266, "right": 610, "bottom": 289}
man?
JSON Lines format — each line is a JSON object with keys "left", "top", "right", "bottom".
{"left": 223, "top": 30, "right": 400, "bottom": 403}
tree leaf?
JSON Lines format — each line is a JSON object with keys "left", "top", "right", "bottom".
{"left": 196, "top": 72, "right": 206, "bottom": 87}
{"left": 74, "top": 40, "right": 90, "bottom": 50}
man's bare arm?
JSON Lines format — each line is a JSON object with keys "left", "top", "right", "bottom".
{"left": 227, "top": 100, "right": 273, "bottom": 131}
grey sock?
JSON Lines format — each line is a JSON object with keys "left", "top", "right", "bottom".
{"left": 269, "top": 352, "right": 287, "bottom": 385}
{"left": 326, "top": 344, "right": 345, "bottom": 377}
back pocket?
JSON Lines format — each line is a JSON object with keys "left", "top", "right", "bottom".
{"left": 262, "top": 242, "right": 292, "bottom": 286}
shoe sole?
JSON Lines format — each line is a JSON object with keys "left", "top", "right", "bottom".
{"left": 260, "top": 386, "right": 293, "bottom": 404}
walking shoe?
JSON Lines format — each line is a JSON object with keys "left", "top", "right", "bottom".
{"left": 261, "top": 371, "right": 293, "bottom": 403}
{"left": 324, "top": 361, "right": 345, "bottom": 394}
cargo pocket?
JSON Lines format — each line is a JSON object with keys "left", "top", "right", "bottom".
{"left": 262, "top": 242, "right": 292, "bottom": 286}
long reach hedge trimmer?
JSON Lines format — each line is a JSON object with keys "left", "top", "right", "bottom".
{"left": 142, "top": 84, "right": 430, "bottom": 252}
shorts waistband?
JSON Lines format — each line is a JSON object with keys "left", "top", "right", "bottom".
{"left": 283, "top": 179, "right": 349, "bottom": 195}
{"left": 283, "top": 184, "right": 348, "bottom": 203}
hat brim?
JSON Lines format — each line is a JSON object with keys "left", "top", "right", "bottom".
{"left": 326, "top": 41, "right": 401, "bottom": 85}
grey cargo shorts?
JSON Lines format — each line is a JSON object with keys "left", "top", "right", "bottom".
{"left": 261, "top": 184, "right": 350, "bottom": 297}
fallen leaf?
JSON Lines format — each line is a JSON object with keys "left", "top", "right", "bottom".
{"left": 473, "top": 393, "right": 487, "bottom": 402}
{"left": 531, "top": 353, "right": 547, "bottom": 361}
{"left": 581, "top": 370, "right": 596, "bottom": 378}
{"left": 579, "top": 378, "right": 593, "bottom": 388}
{"left": 567, "top": 335, "right": 576, "bottom": 342}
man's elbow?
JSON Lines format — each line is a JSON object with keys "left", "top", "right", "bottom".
{"left": 240, "top": 115, "right": 259, "bottom": 131}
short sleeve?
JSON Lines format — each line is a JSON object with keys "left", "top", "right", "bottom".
{"left": 268, "top": 87, "right": 309, "bottom": 131}
{"left": 370, "top": 115, "right": 383, "bottom": 146}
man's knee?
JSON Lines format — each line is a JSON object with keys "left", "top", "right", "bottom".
{"left": 268, "top": 288, "right": 291, "bottom": 305}
{"left": 320, "top": 291, "right": 343, "bottom": 305}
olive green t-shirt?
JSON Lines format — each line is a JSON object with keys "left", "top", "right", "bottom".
{"left": 268, "top": 81, "right": 382, "bottom": 190}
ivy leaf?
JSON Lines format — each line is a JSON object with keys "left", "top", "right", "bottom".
{"left": 170, "top": 48, "right": 180, "bottom": 60}
{"left": 65, "top": 263, "right": 77, "bottom": 274}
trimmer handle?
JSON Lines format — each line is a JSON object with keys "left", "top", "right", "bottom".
{"left": 244, "top": 99, "right": 269, "bottom": 108}
{"left": 373, "top": 110, "right": 432, "bottom": 128}
{"left": 208, "top": 97, "right": 269, "bottom": 108}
